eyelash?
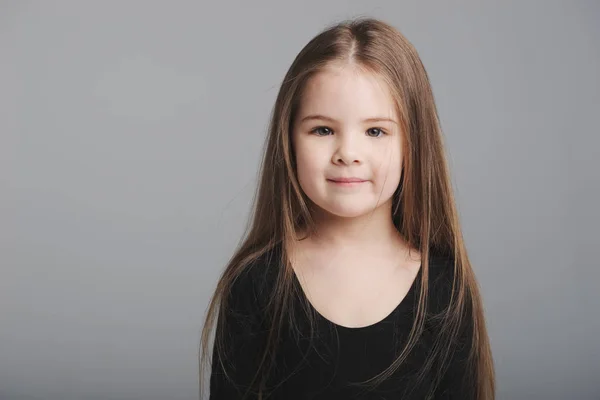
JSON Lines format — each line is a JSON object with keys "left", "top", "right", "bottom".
{"left": 309, "top": 126, "right": 388, "bottom": 138}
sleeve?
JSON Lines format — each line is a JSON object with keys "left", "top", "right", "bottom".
{"left": 435, "top": 303, "right": 476, "bottom": 399}
{"left": 209, "top": 269, "right": 267, "bottom": 400}
{"left": 430, "top": 256, "right": 477, "bottom": 400}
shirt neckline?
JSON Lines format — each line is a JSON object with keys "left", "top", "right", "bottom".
{"left": 290, "top": 262, "right": 423, "bottom": 334}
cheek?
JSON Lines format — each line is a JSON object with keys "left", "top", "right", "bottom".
{"left": 294, "top": 140, "right": 323, "bottom": 189}
{"left": 295, "top": 141, "right": 324, "bottom": 173}
{"left": 372, "top": 142, "right": 403, "bottom": 187}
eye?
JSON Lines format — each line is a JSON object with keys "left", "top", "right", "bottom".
{"left": 367, "top": 128, "right": 386, "bottom": 138}
{"left": 310, "top": 126, "right": 333, "bottom": 136}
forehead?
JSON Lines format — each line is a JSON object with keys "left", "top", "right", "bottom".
{"left": 297, "top": 64, "right": 398, "bottom": 120}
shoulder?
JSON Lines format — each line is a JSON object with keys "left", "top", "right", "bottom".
{"left": 225, "top": 246, "right": 281, "bottom": 316}
{"left": 424, "top": 253, "right": 460, "bottom": 314}
{"left": 427, "top": 253, "right": 456, "bottom": 289}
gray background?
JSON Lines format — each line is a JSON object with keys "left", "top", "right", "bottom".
{"left": 1, "top": 1, "right": 598, "bottom": 399}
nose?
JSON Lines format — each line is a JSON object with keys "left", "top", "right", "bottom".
{"left": 332, "top": 132, "right": 361, "bottom": 165}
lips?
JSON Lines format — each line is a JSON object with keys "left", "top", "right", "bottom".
{"left": 328, "top": 177, "right": 367, "bottom": 183}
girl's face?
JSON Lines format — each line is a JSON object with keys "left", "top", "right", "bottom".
{"left": 292, "top": 64, "right": 403, "bottom": 219}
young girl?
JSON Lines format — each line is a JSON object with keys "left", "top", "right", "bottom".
{"left": 200, "top": 17, "right": 495, "bottom": 400}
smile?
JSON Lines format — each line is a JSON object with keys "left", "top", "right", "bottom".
{"left": 327, "top": 178, "right": 368, "bottom": 187}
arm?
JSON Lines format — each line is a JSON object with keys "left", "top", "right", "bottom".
{"left": 435, "top": 308, "right": 476, "bottom": 399}
{"left": 430, "top": 257, "right": 477, "bottom": 399}
{"left": 209, "top": 270, "right": 267, "bottom": 400}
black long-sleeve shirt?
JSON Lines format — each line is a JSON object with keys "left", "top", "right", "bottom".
{"left": 209, "top": 248, "right": 475, "bottom": 399}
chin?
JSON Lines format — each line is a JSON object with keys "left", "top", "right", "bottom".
{"left": 318, "top": 201, "right": 381, "bottom": 219}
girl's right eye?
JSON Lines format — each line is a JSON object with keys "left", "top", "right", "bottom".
{"left": 310, "top": 126, "right": 333, "bottom": 136}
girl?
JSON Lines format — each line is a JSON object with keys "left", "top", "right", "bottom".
{"left": 200, "top": 17, "right": 495, "bottom": 400}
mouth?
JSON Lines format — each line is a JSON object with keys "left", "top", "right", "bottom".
{"left": 327, "top": 178, "right": 368, "bottom": 186}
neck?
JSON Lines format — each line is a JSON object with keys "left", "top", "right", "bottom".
{"left": 307, "top": 201, "right": 403, "bottom": 251}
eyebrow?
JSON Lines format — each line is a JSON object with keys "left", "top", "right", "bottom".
{"left": 299, "top": 114, "right": 398, "bottom": 125}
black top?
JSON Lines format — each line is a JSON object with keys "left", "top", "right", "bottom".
{"left": 209, "top": 247, "right": 475, "bottom": 399}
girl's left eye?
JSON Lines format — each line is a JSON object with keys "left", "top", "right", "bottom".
{"left": 367, "top": 128, "right": 385, "bottom": 137}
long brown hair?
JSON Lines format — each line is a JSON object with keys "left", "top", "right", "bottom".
{"left": 199, "top": 17, "right": 495, "bottom": 399}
